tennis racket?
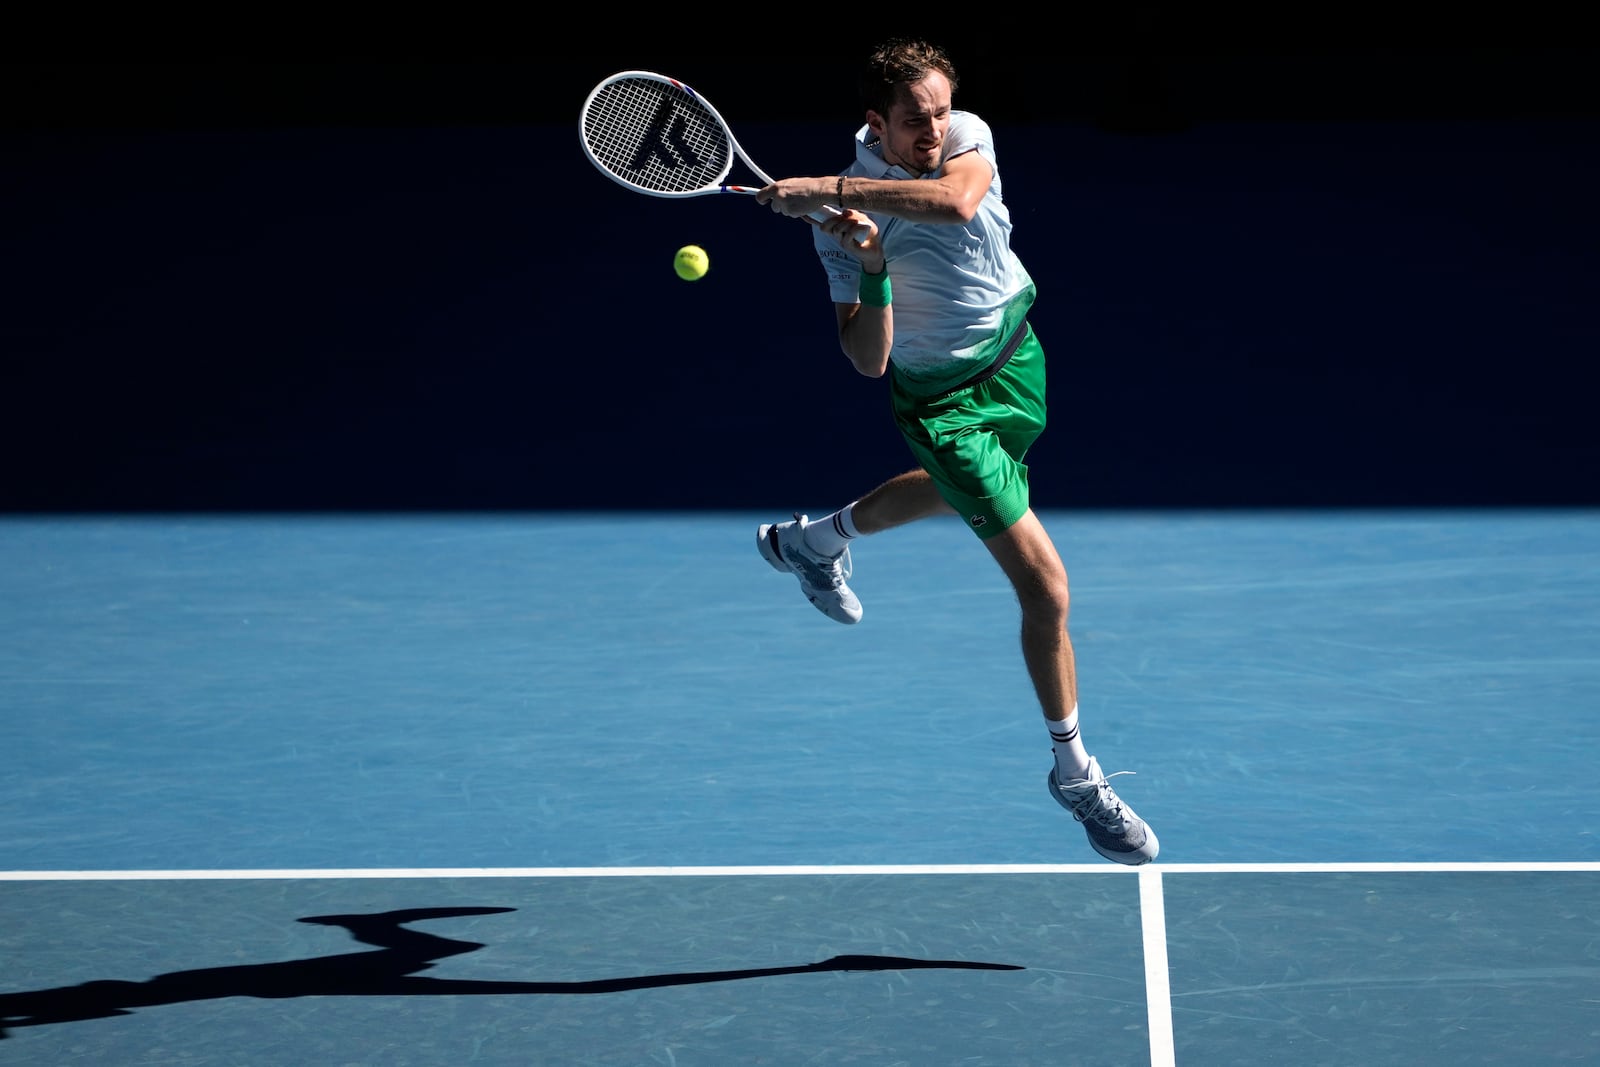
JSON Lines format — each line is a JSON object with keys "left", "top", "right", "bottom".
{"left": 579, "top": 70, "right": 868, "bottom": 243}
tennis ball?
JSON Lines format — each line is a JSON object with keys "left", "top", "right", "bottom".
{"left": 674, "top": 244, "right": 709, "bottom": 281}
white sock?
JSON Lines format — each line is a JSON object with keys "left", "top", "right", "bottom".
{"left": 802, "top": 502, "right": 860, "bottom": 557}
{"left": 1049, "top": 706, "right": 1092, "bottom": 780}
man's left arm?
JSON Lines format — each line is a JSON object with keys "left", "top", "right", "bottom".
{"left": 758, "top": 150, "right": 992, "bottom": 225}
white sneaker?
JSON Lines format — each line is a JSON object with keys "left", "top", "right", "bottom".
{"left": 1049, "top": 757, "right": 1159, "bottom": 865}
{"left": 756, "top": 513, "right": 862, "bottom": 624}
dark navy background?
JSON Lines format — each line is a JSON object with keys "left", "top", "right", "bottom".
{"left": 4, "top": 23, "right": 1597, "bottom": 511}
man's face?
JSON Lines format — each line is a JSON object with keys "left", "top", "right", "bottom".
{"left": 867, "top": 71, "right": 953, "bottom": 177}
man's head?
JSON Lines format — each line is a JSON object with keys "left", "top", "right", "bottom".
{"left": 860, "top": 38, "right": 959, "bottom": 177}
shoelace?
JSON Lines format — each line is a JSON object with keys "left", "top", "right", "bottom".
{"left": 826, "top": 546, "right": 853, "bottom": 587}
{"left": 1062, "top": 770, "right": 1135, "bottom": 831}
{"left": 791, "top": 541, "right": 852, "bottom": 589}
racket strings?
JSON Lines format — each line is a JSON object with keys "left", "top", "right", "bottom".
{"left": 582, "top": 78, "right": 733, "bottom": 194}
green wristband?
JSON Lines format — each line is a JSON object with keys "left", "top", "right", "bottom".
{"left": 858, "top": 269, "right": 891, "bottom": 307}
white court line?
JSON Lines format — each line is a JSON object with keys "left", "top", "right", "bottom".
{"left": 1139, "top": 868, "right": 1175, "bottom": 1067}
{"left": 3, "top": 861, "right": 1598, "bottom": 880}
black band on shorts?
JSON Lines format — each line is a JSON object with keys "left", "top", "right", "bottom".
{"left": 940, "top": 318, "right": 1030, "bottom": 397}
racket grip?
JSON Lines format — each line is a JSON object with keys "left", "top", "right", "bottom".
{"left": 810, "top": 204, "right": 871, "bottom": 246}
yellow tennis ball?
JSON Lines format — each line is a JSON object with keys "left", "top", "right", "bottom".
{"left": 674, "top": 244, "right": 709, "bottom": 281}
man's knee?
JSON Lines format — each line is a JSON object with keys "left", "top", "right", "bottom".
{"left": 1016, "top": 567, "right": 1070, "bottom": 622}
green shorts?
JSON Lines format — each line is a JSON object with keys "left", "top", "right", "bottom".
{"left": 890, "top": 324, "right": 1046, "bottom": 541}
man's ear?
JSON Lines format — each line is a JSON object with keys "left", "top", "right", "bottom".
{"left": 864, "top": 109, "right": 885, "bottom": 139}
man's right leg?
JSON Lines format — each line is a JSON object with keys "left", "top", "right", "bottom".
{"left": 849, "top": 469, "right": 955, "bottom": 534}
{"left": 757, "top": 469, "right": 951, "bottom": 624}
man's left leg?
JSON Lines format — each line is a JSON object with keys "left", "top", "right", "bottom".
{"left": 984, "top": 510, "right": 1159, "bottom": 866}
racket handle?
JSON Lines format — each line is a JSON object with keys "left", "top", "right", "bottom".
{"left": 729, "top": 189, "right": 868, "bottom": 245}
{"left": 811, "top": 204, "right": 871, "bottom": 246}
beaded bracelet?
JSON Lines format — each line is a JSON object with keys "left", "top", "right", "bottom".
{"left": 837, "top": 175, "right": 846, "bottom": 208}
{"left": 858, "top": 269, "right": 891, "bottom": 307}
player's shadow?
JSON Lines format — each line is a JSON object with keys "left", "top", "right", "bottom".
{"left": 0, "top": 906, "right": 1024, "bottom": 1037}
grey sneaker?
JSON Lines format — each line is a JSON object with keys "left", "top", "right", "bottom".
{"left": 1049, "top": 757, "right": 1159, "bottom": 865}
{"left": 757, "top": 513, "right": 862, "bottom": 624}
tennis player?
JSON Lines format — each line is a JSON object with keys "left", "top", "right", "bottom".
{"left": 754, "top": 37, "right": 1158, "bottom": 865}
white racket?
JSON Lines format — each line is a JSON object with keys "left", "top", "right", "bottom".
{"left": 579, "top": 70, "right": 868, "bottom": 242}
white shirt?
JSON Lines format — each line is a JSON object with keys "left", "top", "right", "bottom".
{"left": 813, "top": 110, "right": 1035, "bottom": 394}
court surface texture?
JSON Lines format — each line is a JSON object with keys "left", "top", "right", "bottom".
{"left": 4, "top": 509, "right": 1597, "bottom": 1065}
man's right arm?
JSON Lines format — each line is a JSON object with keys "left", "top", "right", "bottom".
{"left": 835, "top": 293, "right": 892, "bottom": 378}
{"left": 814, "top": 209, "right": 892, "bottom": 378}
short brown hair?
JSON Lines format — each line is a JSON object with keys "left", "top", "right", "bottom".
{"left": 858, "top": 37, "right": 959, "bottom": 117}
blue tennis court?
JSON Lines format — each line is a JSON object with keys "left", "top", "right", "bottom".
{"left": 4, "top": 510, "right": 1597, "bottom": 1064}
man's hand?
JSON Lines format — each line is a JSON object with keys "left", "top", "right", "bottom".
{"left": 755, "top": 177, "right": 834, "bottom": 219}
{"left": 816, "top": 209, "right": 884, "bottom": 272}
